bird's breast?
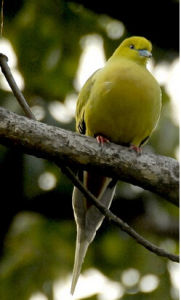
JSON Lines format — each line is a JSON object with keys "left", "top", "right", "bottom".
{"left": 84, "top": 61, "right": 161, "bottom": 146}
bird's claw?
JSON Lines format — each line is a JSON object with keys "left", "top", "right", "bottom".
{"left": 129, "top": 144, "right": 142, "bottom": 155}
{"left": 96, "top": 135, "right": 110, "bottom": 145}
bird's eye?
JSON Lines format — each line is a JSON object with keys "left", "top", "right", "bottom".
{"left": 129, "top": 44, "right": 135, "bottom": 49}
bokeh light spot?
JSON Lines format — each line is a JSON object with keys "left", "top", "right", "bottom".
{"left": 29, "top": 293, "right": 47, "bottom": 300}
{"left": 38, "top": 172, "right": 57, "bottom": 191}
{"left": 31, "top": 105, "right": 46, "bottom": 121}
{"left": 49, "top": 101, "right": 73, "bottom": 123}
{"left": 74, "top": 34, "right": 105, "bottom": 91}
{"left": 139, "top": 274, "right": 159, "bottom": 293}
{"left": 121, "top": 268, "right": 140, "bottom": 287}
{"left": 106, "top": 20, "right": 125, "bottom": 39}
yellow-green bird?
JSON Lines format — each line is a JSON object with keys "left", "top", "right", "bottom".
{"left": 71, "top": 36, "right": 162, "bottom": 294}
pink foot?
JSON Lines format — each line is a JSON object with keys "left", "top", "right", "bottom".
{"left": 96, "top": 135, "right": 110, "bottom": 145}
{"left": 130, "top": 144, "right": 142, "bottom": 155}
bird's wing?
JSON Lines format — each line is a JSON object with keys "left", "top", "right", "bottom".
{"left": 76, "top": 69, "right": 101, "bottom": 135}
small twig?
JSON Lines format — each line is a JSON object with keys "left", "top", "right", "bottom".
{"left": 61, "top": 165, "right": 179, "bottom": 263}
{"left": 1, "top": 0, "right": 4, "bottom": 37}
{"left": 0, "top": 53, "right": 36, "bottom": 120}
{"left": 0, "top": 54, "right": 179, "bottom": 263}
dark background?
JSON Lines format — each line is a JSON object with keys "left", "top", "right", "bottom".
{"left": 0, "top": 0, "right": 179, "bottom": 299}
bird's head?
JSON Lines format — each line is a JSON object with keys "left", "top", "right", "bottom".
{"left": 112, "top": 36, "right": 152, "bottom": 65}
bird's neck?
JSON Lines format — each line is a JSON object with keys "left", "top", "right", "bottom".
{"left": 109, "top": 48, "right": 147, "bottom": 67}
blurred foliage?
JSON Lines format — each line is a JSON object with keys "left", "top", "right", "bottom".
{"left": 4, "top": 0, "right": 108, "bottom": 100}
{"left": 0, "top": 213, "right": 75, "bottom": 299}
{"left": 0, "top": 0, "right": 179, "bottom": 300}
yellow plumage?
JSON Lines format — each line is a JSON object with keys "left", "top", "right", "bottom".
{"left": 71, "top": 36, "right": 162, "bottom": 294}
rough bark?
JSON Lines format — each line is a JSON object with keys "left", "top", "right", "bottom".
{"left": 0, "top": 107, "right": 179, "bottom": 206}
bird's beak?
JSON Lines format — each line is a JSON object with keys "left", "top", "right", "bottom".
{"left": 138, "top": 49, "right": 152, "bottom": 58}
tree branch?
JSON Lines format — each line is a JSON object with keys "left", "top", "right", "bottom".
{"left": 0, "top": 54, "right": 36, "bottom": 120}
{"left": 61, "top": 166, "right": 179, "bottom": 263}
{"left": 0, "top": 106, "right": 179, "bottom": 206}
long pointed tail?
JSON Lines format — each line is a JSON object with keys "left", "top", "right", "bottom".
{"left": 71, "top": 171, "right": 117, "bottom": 294}
{"left": 71, "top": 236, "right": 89, "bottom": 295}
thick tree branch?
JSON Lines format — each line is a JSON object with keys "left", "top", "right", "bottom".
{"left": 0, "top": 106, "right": 179, "bottom": 206}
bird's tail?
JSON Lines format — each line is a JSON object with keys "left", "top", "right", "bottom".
{"left": 71, "top": 171, "right": 117, "bottom": 294}
{"left": 70, "top": 234, "right": 89, "bottom": 295}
